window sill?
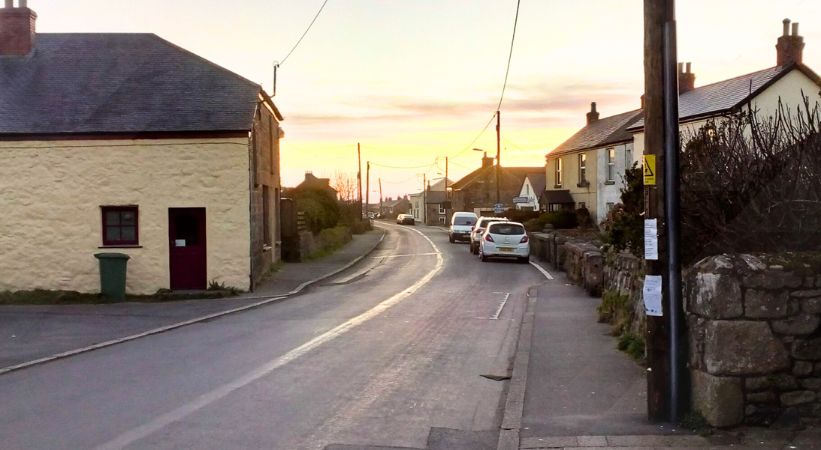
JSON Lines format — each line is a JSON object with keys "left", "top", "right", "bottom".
{"left": 553, "top": 185, "right": 563, "bottom": 189}
{"left": 604, "top": 180, "right": 616, "bottom": 185}
{"left": 577, "top": 182, "right": 590, "bottom": 188}
{"left": 98, "top": 245, "right": 142, "bottom": 249}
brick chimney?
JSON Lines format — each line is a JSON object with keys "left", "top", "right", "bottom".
{"left": 481, "top": 152, "right": 494, "bottom": 169}
{"left": 0, "top": 0, "right": 36, "bottom": 56}
{"left": 678, "top": 62, "right": 696, "bottom": 94}
{"left": 776, "top": 18, "right": 804, "bottom": 66}
{"left": 586, "top": 102, "right": 599, "bottom": 125}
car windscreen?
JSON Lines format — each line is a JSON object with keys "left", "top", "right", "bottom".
{"left": 488, "top": 223, "right": 525, "bottom": 235}
{"left": 453, "top": 217, "right": 475, "bottom": 226}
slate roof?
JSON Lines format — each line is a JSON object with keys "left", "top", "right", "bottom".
{"left": 549, "top": 109, "right": 643, "bottom": 158}
{"left": 525, "top": 173, "right": 546, "bottom": 197}
{"left": 424, "top": 191, "right": 448, "bottom": 204}
{"left": 450, "top": 165, "right": 543, "bottom": 190}
{"left": 629, "top": 63, "right": 821, "bottom": 130}
{"left": 0, "top": 33, "right": 280, "bottom": 135}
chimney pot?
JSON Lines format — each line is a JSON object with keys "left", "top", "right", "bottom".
{"left": 678, "top": 62, "right": 696, "bottom": 94}
{"left": 586, "top": 102, "right": 599, "bottom": 125}
{"left": 776, "top": 18, "right": 804, "bottom": 66}
{"left": 677, "top": 62, "right": 683, "bottom": 73}
{"left": 0, "top": 0, "right": 36, "bottom": 55}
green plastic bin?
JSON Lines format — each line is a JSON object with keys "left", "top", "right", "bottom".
{"left": 94, "top": 253, "right": 130, "bottom": 300}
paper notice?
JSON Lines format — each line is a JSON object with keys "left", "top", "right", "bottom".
{"left": 644, "top": 219, "right": 658, "bottom": 260}
{"left": 643, "top": 275, "right": 663, "bottom": 316}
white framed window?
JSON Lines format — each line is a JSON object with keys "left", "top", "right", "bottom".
{"left": 438, "top": 216, "right": 446, "bottom": 224}
{"left": 578, "top": 154, "right": 587, "bottom": 183}
{"left": 625, "top": 146, "right": 633, "bottom": 167}
{"left": 438, "top": 205, "right": 445, "bottom": 214}
{"left": 607, "top": 148, "right": 615, "bottom": 182}
{"left": 555, "top": 159, "right": 562, "bottom": 187}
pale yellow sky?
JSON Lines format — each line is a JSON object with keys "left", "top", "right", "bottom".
{"left": 34, "top": 0, "right": 821, "bottom": 198}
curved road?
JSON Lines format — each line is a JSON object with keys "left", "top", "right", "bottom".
{"left": 1, "top": 223, "right": 548, "bottom": 450}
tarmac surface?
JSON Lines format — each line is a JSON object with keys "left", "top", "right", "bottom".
{"left": 1, "top": 222, "right": 818, "bottom": 449}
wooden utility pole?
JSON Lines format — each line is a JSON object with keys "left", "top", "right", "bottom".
{"left": 445, "top": 157, "right": 449, "bottom": 225}
{"left": 495, "top": 110, "right": 501, "bottom": 206}
{"left": 365, "top": 161, "right": 370, "bottom": 218}
{"left": 422, "top": 173, "right": 427, "bottom": 225}
{"left": 643, "top": 0, "right": 684, "bottom": 422}
{"left": 378, "top": 178, "right": 383, "bottom": 217}
{"left": 357, "top": 143, "right": 363, "bottom": 220}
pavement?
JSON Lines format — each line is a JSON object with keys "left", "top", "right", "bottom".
{"left": 0, "top": 228, "right": 385, "bottom": 373}
{"left": 500, "top": 266, "right": 821, "bottom": 450}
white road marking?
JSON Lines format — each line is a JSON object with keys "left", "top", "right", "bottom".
{"left": 372, "top": 252, "right": 438, "bottom": 259}
{"left": 94, "top": 226, "right": 443, "bottom": 450}
{"left": 490, "top": 292, "right": 511, "bottom": 320}
{"left": 529, "top": 261, "right": 554, "bottom": 280}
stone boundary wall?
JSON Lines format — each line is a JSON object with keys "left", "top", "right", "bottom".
{"left": 686, "top": 254, "right": 821, "bottom": 428}
{"left": 603, "top": 250, "right": 646, "bottom": 337}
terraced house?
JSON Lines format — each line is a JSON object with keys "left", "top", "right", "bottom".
{"left": 544, "top": 18, "right": 820, "bottom": 224}
{"left": 0, "top": 1, "right": 284, "bottom": 294}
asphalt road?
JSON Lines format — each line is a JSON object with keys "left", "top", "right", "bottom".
{"left": 0, "top": 223, "right": 547, "bottom": 450}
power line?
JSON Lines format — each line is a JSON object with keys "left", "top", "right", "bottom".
{"left": 496, "top": 0, "right": 521, "bottom": 111}
{"left": 279, "top": 0, "right": 330, "bottom": 66}
{"left": 447, "top": 0, "right": 522, "bottom": 160}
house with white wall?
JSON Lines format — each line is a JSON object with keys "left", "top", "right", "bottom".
{"left": 515, "top": 173, "right": 546, "bottom": 211}
{"left": 0, "top": 2, "right": 284, "bottom": 294}
{"left": 545, "top": 18, "right": 820, "bottom": 225}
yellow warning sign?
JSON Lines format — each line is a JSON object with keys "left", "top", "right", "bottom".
{"left": 643, "top": 155, "right": 656, "bottom": 185}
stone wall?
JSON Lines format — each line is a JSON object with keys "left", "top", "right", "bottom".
{"left": 686, "top": 254, "right": 821, "bottom": 428}
{"left": 603, "top": 250, "right": 646, "bottom": 337}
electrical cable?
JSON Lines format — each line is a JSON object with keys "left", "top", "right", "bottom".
{"left": 279, "top": 0, "right": 330, "bottom": 66}
{"left": 447, "top": 0, "right": 522, "bottom": 160}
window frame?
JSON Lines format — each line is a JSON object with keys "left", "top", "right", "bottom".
{"left": 578, "top": 153, "right": 587, "bottom": 184}
{"left": 555, "top": 158, "right": 563, "bottom": 187}
{"left": 606, "top": 147, "right": 616, "bottom": 182}
{"left": 101, "top": 205, "right": 139, "bottom": 247}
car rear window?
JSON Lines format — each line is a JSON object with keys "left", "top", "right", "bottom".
{"left": 488, "top": 223, "right": 525, "bottom": 235}
{"left": 454, "top": 217, "right": 475, "bottom": 226}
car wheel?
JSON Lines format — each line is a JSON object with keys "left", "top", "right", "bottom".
{"left": 519, "top": 256, "right": 530, "bottom": 264}
{"left": 480, "top": 248, "right": 487, "bottom": 262}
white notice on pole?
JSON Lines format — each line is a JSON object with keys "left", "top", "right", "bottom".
{"left": 644, "top": 219, "right": 659, "bottom": 260}
{"left": 643, "top": 275, "right": 663, "bottom": 316}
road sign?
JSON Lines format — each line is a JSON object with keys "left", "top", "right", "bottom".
{"left": 493, "top": 203, "right": 505, "bottom": 214}
{"left": 643, "top": 154, "right": 657, "bottom": 185}
{"left": 512, "top": 196, "right": 528, "bottom": 204}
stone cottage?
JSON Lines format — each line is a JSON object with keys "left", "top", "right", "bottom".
{"left": 0, "top": 1, "right": 283, "bottom": 294}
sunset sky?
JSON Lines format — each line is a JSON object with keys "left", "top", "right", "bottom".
{"left": 37, "top": 0, "right": 821, "bottom": 198}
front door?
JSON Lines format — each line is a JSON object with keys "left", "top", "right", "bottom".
{"left": 168, "top": 208, "right": 207, "bottom": 290}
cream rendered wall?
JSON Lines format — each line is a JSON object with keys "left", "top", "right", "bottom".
{"left": 545, "top": 150, "right": 597, "bottom": 219}
{"left": 596, "top": 142, "right": 633, "bottom": 222}
{"left": 0, "top": 138, "right": 251, "bottom": 294}
{"left": 750, "top": 70, "right": 821, "bottom": 118}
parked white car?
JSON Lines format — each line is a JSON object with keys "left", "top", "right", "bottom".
{"left": 448, "top": 211, "right": 478, "bottom": 243}
{"left": 478, "top": 221, "right": 530, "bottom": 263}
{"left": 469, "top": 216, "right": 508, "bottom": 254}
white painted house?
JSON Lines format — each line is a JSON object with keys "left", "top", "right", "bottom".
{"left": 515, "top": 173, "right": 546, "bottom": 211}
{"left": 545, "top": 18, "right": 821, "bottom": 225}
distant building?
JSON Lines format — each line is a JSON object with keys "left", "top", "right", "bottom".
{"left": 410, "top": 178, "right": 451, "bottom": 223}
{"left": 450, "top": 153, "right": 542, "bottom": 216}
{"left": 292, "top": 172, "right": 338, "bottom": 199}
{"left": 515, "top": 173, "right": 546, "bottom": 211}
{"left": 382, "top": 197, "right": 410, "bottom": 217}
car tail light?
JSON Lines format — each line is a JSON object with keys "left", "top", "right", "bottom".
{"left": 520, "top": 235, "right": 529, "bottom": 243}
{"left": 485, "top": 234, "right": 494, "bottom": 242}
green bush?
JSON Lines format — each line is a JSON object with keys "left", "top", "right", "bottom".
{"left": 503, "top": 208, "right": 541, "bottom": 223}
{"left": 601, "top": 163, "right": 643, "bottom": 256}
{"left": 292, "top": 187, "right": 341, "bottom": 233}
{"left": 545, "top": 210, "right": 578, "bottom": 229}
{"left": 310, "top": 225, "right": 353, "bottom": 259}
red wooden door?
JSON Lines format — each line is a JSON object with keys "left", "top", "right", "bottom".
{"left": 168, "top": 208, "right": 207, "bottom": 290}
